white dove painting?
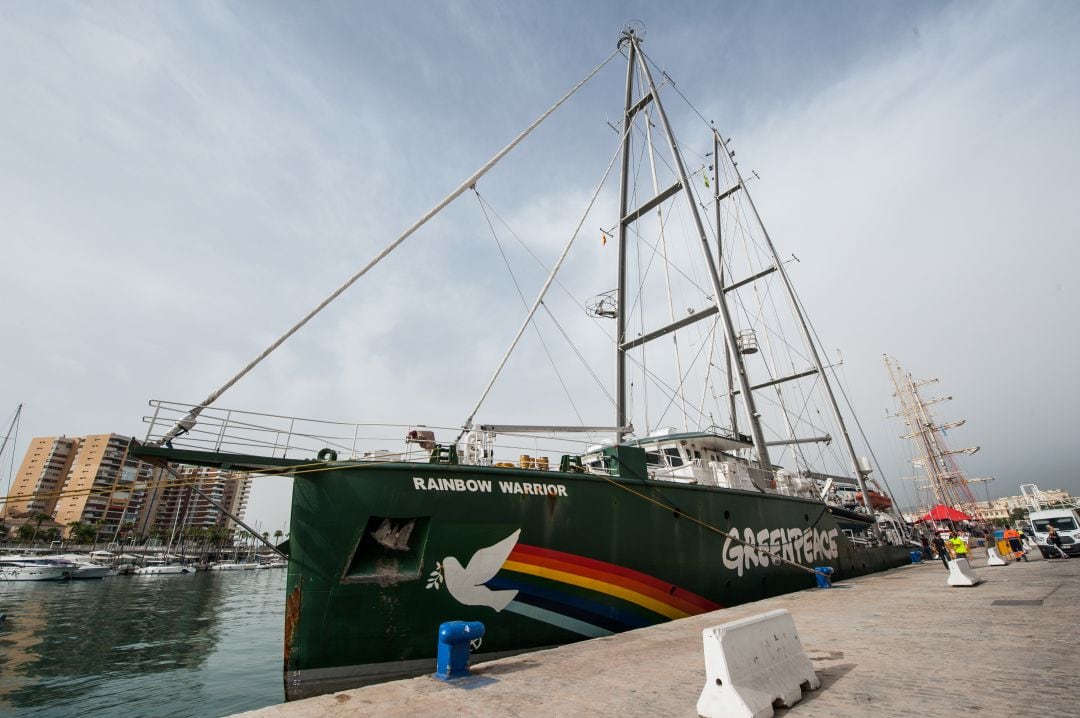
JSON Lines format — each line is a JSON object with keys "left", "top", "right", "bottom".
{"left": 432, "top": 529, "right": 521, "bottom": 612}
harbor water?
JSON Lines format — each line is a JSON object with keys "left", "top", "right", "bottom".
{"left": 0, "top": 569, "right": 285, "bottom": 717}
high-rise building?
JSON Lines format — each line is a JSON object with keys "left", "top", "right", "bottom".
{"left": 52, "top": 434, "right": 153, "bottom": 538}
{"left": 2, "top": 436, "right": 79, "bottom": 518}
{"left": 138, "top": 466, "right": 253, "bottom": 538}
{"left": 3, "top": 434, "right": 252, "bottom": 542}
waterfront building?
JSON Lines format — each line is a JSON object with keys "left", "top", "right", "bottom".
{"left": 3, "top": 433, "right": 250, "bottom": 543}
{"left": 901, "top": 488, "right": 1075, "bottom": 525}
{"left": 2, "top": 436, "right": 79, "bottom": 518}
{"left": 51, "top": 434, "right": 155, "bottom": 540}
{"left": 137, "top": 466, "right": 252, "bottom": 539}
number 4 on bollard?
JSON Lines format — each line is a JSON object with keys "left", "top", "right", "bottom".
{"left": 434, "top": 621, "right": 486, "bottom": 681}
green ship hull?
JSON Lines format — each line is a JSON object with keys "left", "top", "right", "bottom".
{"left": 278, "top": 455, "right": 909, "bottom": 700}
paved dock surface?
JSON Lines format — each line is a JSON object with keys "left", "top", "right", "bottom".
{"left": 237, "top": 551, "right": 1078, "bottom": 717}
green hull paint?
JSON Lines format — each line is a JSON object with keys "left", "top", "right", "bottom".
{"left": 283, "top": 459, "right": 910, "bottom": 700}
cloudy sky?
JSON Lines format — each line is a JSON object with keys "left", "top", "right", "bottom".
{"left": 2, "top": 1, "right": 1078, "bottom": 532}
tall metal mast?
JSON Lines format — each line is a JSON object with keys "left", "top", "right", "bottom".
{"left": 613, "top": 29, "right": 771, "bottom": 471}
{"left": 714, "top": 131, "right": 876, "bottom": 518}
{"left": 884, "top": 355, "right": 984, "bottom": 519}
{"left": 712, "top": 134, "right": 738, "bottom": 433}
{"left": 613, "top": 33, "right": 636, "bottom": 444}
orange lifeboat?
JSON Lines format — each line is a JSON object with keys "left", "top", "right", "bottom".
{"left": 855, "top": 490, "right": 893, "bottom": 511}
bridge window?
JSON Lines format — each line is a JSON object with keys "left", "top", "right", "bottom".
{"left": 664, "top": 447, "right": 684, "bottom": 467}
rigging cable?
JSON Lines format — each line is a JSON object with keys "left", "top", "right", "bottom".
{"left": 457, "top": 115, "right": 630, "bottom": 440}
{"left": 428, "top": 195, "right": 615, "bottom": 410}
{"left": 154, "top": 47, "right": 621, "bottom": 447}
{"left": 472, "top": 189, "right": 591, "bottom": 433}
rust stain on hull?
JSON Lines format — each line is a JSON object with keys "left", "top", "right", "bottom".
{"left": 284, "top": 582, "right": 301, "bottom": 669}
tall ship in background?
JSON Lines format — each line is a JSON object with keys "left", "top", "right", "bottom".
{"left": 884, "top": 355, "right": 988, "bottom": 519}
{"left": 134, "top": 28, "right": 912, "bottom": 700}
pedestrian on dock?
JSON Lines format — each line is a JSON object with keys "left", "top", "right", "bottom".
{"left": 1046, "top": 526, "right": 1070, "bottom": 559}
{"left": 920, "top": 534, "right": 932, "bottom": 561}
{"left": 932, "top": 534, "right": 950, "bottom": 569}
{"left": 1003, "top": 525, "right": 1028, "bottom": 562}
{"left": 948, "top": 530, "right": 970, "bottom": 563}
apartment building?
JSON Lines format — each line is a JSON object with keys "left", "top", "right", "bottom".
{"left": 48, "top": 434, "right": 153, "bottom": 539}
{"left": 2, "top": 436, "right": 79, "bottom": 518}
{"left": 136, "top": 466, "right": 253, "bottom": 538}
{"left": 3, "top": 434, "right": 252, "bottom": 541}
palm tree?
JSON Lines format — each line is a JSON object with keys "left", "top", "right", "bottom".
{"left": 67, "top": 521, "right": 96, "bottom": 545}
{"left": 91, "top": 520, "right": 107, "bottom": 549}
{"left": 30, "top": 512, "right": 52, "bottom": 544}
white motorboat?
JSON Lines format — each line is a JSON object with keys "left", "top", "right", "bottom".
{"left": 209, "top": 562, "right": 259, "bottom": 571}
{"left": 257, "top": 560, "right": 286, "bottom": 569}
{"left": 133, "top": 560, "right": 195, "bottom": 575}
{"left": 54, "top": 554, "right": 115, "bottom": 579}
{"left": 1, "top": 554, "right": 112, "bottom": 579}
{"left": 0, "top": 559, "right": 71, "bottom": 581}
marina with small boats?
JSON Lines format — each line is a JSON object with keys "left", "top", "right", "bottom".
{"left": 0, "top": 548, "right": 285, "bottom": 580}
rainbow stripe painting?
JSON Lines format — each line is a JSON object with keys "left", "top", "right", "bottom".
{"left": 487, "top": 542, "right": 722, "bottom": 638}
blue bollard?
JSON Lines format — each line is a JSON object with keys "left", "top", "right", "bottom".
{"left": 434, "top": 620, "right": 485, "bottom": 680}
{"left": 813, "top": 566, "right": 834, "bottom": 588}
{"left": 910, "top": 550, "right": 923, "bottom": 564}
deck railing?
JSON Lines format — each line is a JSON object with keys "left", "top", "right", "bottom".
{"left": 142, "top": 400, "right": 600, "bottom": 469}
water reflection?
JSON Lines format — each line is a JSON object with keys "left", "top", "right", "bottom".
{"left": 0, "top": 570, "right": 285, "bottom": 717}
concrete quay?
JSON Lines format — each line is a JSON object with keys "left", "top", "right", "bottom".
{"left": 236, "top": 551, "right": 1078, "bottom": 717}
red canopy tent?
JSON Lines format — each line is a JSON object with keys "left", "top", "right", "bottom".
{"left": 918, "top": 504, "right": 972, "bottom": 522}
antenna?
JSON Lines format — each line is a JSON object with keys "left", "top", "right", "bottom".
{"left": 618, "top": 20, "right": 647, "bottom": 47}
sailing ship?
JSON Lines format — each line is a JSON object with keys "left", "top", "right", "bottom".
{"left": 133, "top": 28, "right": 912, "bottom": 700}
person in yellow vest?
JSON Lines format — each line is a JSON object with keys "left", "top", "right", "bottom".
{"left": 948, "top": 530, "right": 970, "bottom": 563}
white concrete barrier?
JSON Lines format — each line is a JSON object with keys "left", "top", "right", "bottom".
{"left": 947, "top": 557, "right": 984, "bottom": 586}
{"left": 985, "top": 547, "right": 1008, "bottom": 566}
{"left": 697, "top": 609, "right": 819, "bottom": 718}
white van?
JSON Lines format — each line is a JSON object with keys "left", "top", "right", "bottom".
{"left": 1029, "top": 508, "right": 1080, "bottom": 558}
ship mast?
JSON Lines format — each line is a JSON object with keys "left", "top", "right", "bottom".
{"left": 712, "top": 134, "right": 738, "bottom": 434}
{"left": 612, "top": 29, "right": 771, "bottom": 473}
{"left": 884, "top": 355, "right": 985, "bottom": 520}
{"left": 0, "top": 403, "right": 22, "bottom": 500}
